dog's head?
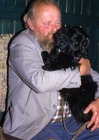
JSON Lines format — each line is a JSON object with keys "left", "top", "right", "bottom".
{"left": 53, "top": 25, "right": 89, "bottom": 63}
{"left": 42, "top": 25, "right": 89, "bottom": 70}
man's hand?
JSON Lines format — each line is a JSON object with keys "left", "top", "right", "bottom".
{"left": 84, "top": 98, "right": 99, "bottom": 131}
{"left": 79, "top": 58, "right": 91, "bottom": 76}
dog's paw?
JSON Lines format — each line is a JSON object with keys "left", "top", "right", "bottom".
{"left": 41, "top": 51, "right": 49, "bottom": 63}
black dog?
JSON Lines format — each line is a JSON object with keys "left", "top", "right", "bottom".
{"left": 41, "top": 25, "right": 97, "bottom": 124}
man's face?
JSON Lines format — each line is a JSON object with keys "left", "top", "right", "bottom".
{"left": 31, "top": 4, "right": 61, "bottom": 48}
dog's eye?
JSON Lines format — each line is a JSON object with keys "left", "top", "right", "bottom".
{"left": 72, "top": 38, "right": 79, "bottom": 45}
{"left": 75, "top": 41, "right": 79, "bottom": 45}
{"left": 82, "top": 41, "right": 87, "bottom": 46}
{"left": 57, "top": 48, "right": 61, "bottom": 53}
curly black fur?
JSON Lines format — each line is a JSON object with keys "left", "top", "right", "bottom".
{"left": 41, "top": 25, "right": 98, "bottom": 123}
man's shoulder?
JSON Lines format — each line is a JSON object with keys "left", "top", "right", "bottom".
{"left": 12, "top": 29, "right": 37, "bottom": 45}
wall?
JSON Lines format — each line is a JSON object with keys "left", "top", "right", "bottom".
{"left": 0, "top": 0, "right": 28, "bottom": 34}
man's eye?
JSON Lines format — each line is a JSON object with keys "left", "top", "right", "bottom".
{"left": 42, "top": 22, "right": 50, "bottom": 26}
{"left": 56, "top": 20, "right": 61, "bottom": 25}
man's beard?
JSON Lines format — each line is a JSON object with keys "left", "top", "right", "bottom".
{"left": 39, "top": 32, "right": 54, "bottom": 53}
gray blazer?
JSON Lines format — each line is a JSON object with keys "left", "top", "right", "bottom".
{"left": 3, "top": 29, "right": 99, "bottom": 140}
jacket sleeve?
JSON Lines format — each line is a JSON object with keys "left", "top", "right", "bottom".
{"left": 9, "top": 39, "right": 81, "bottom": 93}
{"left": 91, "top": 69, "right": 99, "bottom": 98}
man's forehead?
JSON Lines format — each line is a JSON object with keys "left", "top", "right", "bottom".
{"left": 35, "top": 4, "right": 60, "bottom": 16}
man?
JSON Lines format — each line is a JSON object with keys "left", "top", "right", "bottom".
{"left": 3, "top": 0, "right": 99, "bottom": 140}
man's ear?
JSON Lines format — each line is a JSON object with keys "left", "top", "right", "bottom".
{"left": 27, "top": 18, "right": 34, "bottom": 30}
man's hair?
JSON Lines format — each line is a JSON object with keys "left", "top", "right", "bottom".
{"left": 23, "top": 0, "right": 60, "bottom": 28}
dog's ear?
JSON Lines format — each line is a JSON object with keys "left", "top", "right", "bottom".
{"left": 81, "top": 37, "right": 89, "bottom": 58}
{"left": 73, "top": 26, "right": 90, "bottom": 58}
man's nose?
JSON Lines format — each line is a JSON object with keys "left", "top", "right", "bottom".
{"left": 50, "top": 23, "right": 60, "bottom": 32}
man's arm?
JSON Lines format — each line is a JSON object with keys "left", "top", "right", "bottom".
{"left": 84, "top": 69, "right": 99, "bottom": 131}
{"left": 79, "top": 58, "right": 91, "bottom": 76}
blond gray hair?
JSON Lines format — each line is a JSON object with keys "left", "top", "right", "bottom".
{"left": 23, "top": 0, "right": 60, "bottom": 28}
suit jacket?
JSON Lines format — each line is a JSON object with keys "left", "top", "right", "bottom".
{"left": 3, "top": 29, "right": 99, "bottom": 140}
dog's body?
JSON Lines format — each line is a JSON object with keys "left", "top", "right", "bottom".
{"left": 41, "top": 25, "right": 98, "bottom": 124}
